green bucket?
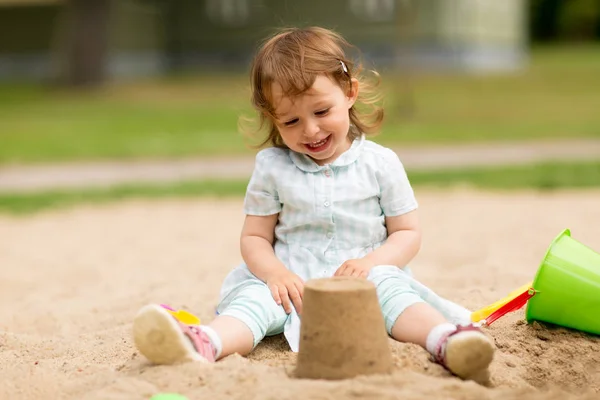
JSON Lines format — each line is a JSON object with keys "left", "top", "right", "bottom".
{"left": 526, "top": 229, "right": 600, "bottom": 335}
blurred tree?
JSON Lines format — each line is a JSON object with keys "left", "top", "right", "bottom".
{"left": 558, "top": 0, "right": 600, "bottom": 40}
{"left": 137, "top": 0, "right": 185, "bottom": 72}
{"left": 529, "top": 0, "right": 600, "bottom": 41}
{"left": 62, "top": 0, "right": 112, "bottom": 87}
{"left": 529, "top": 0, "right": 562, "bottom": 41}
{"left": 393, "top": 0, "right": 417, "bottom": 120}
{"left": 156, "top": 0, "right": 186, "bottom": 71}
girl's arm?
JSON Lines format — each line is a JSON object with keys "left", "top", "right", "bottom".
{"left": 241, "top": 214, "right": 304, "bottom": 314}
{"left": 363, "top": 209, "right": 421, "bottom": 268}
{"left": 334, "top": 209, "right": 421, "bottom": 277}
{"left": 240, "top": 214, "right": 283, "bottom": 279}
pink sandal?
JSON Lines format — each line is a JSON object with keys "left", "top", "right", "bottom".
{"left": 433, "top": 324, "right": 495, "bottom": 381}
{"left": 133, "top": 304, "right": 216, "bottom": 365}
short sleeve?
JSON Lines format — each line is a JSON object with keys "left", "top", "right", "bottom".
{"left": 243, "top": 150, "right": 282, "bottom": 216}
{"left": 377, "top": 149, "right": 418, "bottom": 216}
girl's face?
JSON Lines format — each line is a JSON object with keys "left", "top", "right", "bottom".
{"left": 271, "top": 75, "right": 359, "bottom": 165}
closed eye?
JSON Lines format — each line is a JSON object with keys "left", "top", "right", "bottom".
{"left": 315, "top": 108, "right": 330, "bottom": 116}
{"left": 283, "top": 118, "right": 299, "bottom": 126}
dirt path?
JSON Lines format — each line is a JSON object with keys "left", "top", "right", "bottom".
{"left": 1, "top": 138, "right": 599, "bottom": 193}
{"left": 1, "top": 189, "right": 600, "bottom": 399}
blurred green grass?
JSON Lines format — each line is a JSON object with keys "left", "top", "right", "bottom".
{"left": 2, "top": 161, "right": 599, "bottom": 215}
{"left": 1, "top": 45, "right": 600, "bottom": 165}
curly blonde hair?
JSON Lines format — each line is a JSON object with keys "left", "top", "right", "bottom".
{"left": 242, "top": 26, "right": 384, "bottom": 148}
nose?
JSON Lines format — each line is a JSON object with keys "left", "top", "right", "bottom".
{"left": 303, "top": 118, "right": 320, "bottom": 138}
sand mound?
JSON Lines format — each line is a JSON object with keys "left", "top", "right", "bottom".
{"left": 1, "top": 189, "right": 599, "bottom": 399}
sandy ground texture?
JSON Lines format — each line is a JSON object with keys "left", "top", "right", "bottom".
{"left": 1, "top": 189, "right": 600, "bottom": 400}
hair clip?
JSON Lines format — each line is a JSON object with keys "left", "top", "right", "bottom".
{"left": 340, "top": 60, "right": 349, "bottom": 75}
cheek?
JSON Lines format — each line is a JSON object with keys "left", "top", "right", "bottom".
{"left": 278, "top": 128, "right": 301, "bottom": 146}
{"left": 326, "top": 112, "right": 350, "bottom": 132}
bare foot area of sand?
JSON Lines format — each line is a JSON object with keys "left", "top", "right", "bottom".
{"left": 1, "top": 189, "right": 600, "bottom": 400}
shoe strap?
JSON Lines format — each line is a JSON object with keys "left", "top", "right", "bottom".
{"left": 434, "top": 324, "right": 482, "bottom": 366}
{"left": 179, "top": 323, "right": 216, "bottom": 362}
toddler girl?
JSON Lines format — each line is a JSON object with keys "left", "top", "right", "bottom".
{"left": 132, "top": 26, "right": 494, "bottom": 381}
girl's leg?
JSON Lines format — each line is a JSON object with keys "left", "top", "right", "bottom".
{"left": 390, "top": 302, "right": 494, "bottom": 380}
{"left": 368, "top": 266, "right": 494, "bottom": 381}
{"left": 207, "top": 315, "right": 254, "bottom": 358}
{"left": 133, "top": 282, "right": 287, "bottom": 365}
{"left": 208, "top": 281, "right": 289, "bottom": 358}
{"left": 408, "top": 278, "right": 473, "bottom": 326}
{"left": 390, "top": 302, "right": 446, "bottom": 347}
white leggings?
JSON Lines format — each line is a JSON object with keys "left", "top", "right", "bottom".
{"left": 216, "top": 265, "right": 472, "bottom": 348}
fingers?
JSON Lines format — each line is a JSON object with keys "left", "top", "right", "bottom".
{"left": 269, "top": 283, "right": 292, "bottom": 313}
{"left": 269, "top": 273, "right": 306, "bottom": 315}
{"left": 269, "top": 284, "right": 282, "bottom": 306}
{"left": 288, "top": 289, "right": 302, "bottom": 315}
{"left": 279, "top": 286, "right": 293, "bottom": 314}
{"left": 334, "top": 263, "right": 368, "bottom": 279}
{"left": 294, "top": 280, "right": 304, "bottom": 300}
{"left": 334, "top": 263, "right": 347, "bottom": 277}
{"left": 336, "top": 264, "right": 355, "bottom": 277}
{"left": 350, "top": 268, "right": 363, "bottom": 278}
{"left": 289, "top": 282, "right": 304, "bottom": 315}
{"left": 282, "top": 280, "right": 304, "bottom": 315}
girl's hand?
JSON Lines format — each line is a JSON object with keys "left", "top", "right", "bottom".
{"left": 266, "top": 269, "right": 305, "bottom": 315}
{"left": 334, "top": 258, "right": 375, "bottom": 279}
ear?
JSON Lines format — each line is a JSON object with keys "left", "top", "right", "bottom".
{"left": 346, "top": 78, "right": 359, "bottom": 109}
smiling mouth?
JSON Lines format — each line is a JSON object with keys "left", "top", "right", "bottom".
{"left": 304, "top": 135, "right": 331, "bottom": 152}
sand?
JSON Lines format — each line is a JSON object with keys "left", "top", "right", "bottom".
{"left": 1, "top": 189, "right": 600, "bottom": 400}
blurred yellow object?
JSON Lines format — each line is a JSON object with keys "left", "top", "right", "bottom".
{"left": 471, "top": 282, "right": 533, "bottom": 322}
{"left": 166, "top": 309, "right": 201, "bottom": 325}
